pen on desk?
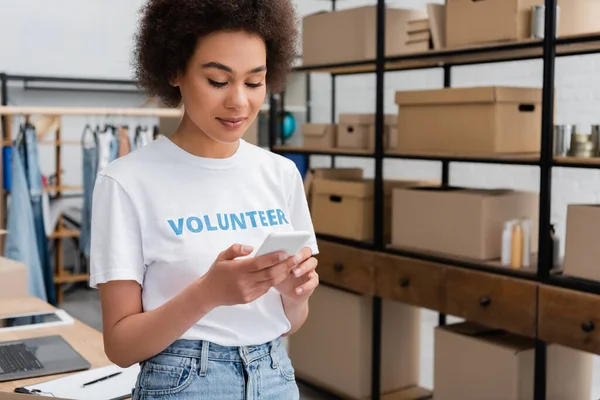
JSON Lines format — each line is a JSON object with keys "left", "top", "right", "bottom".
{"left": 82, "top": 371, "right": 123, "bottom": 387}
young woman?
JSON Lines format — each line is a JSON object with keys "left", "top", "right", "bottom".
{"left": 89, "top": 1, "right": 319, "bottom": 398}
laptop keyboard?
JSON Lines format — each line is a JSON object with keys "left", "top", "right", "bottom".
{"left": 0, "top": 343, "right": 43, "bottom": 374}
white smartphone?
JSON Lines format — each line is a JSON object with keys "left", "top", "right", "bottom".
{"left": 255, "top": 231, "right": 312, "bottom": 257}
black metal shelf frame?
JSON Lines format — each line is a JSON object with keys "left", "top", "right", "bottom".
{"left": 263, "top": 0, "right": 595, "bottom": 399}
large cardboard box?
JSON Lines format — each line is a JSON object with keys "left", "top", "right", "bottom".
{"left": 435, "top": 322, "right": 592, "bottom": 400}
{"left": 394, "top": 86, "right": 542, "bottom": 155}
{"left": 302, "top": 123, "right": 336, "bottom": 149}
{"left": 338, "top": 114, "right": 397, "bottom": 151}
{"left": 302, "top": 6, "right": 427, "bottom": 66}
{"left": 563, "top": 204, "right": 600, "bottom": 281}
{"left": 289, "top": 285, "right": 420, "bottom": 400}
{"left": 446, "top": 0, "right": 600, "bottom": 48}
{"left": 0, "top": 256, "right": 28, "bottom": 299}
{"left": 312, "top": 178, "right": 438, "bottom": 242}
{"left": 391, "top": 186, "right": 539, "bottom": 260}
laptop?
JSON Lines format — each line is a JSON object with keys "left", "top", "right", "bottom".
{"left": 0, "top": 335, "right": 91, "bottom": 382}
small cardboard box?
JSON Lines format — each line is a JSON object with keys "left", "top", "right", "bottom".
{"left": 303, "top": 168, "right": 364, "bottom": 206}
{"left": 563, "top": 204, "right": 600, "bottom": 281}
{"left": 289, "top": 285, "right": 420, "bottom": 400}
{"left": 244, "top": 118, "right": 259, "bottom": 145}
{"left": 0, "top": 256, "right": 28, "bottom": 299}
{"left": 391, "top": 186, "right": 539, "bottom": 260}
{"left": 394, "top": 86, "right": 542, "bottom": 155}
{"left": 301, "top": 123, "right": 336, "bottom": 149}
{"left": 434, "top": 322, "right": 593, "bottom": 400}
{"left": 302, "top": 6, "right": 427, "bottom": 66}
{"left": 311, "top": 178, "right": 437, "bottom": 242}
{"left": 338, "top": 114, "right": 397, "bottom": 150}
{"left": 446, "top": 0, "right": 600, "bottom": 48}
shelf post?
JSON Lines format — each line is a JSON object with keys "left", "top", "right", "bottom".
{"left": 330, "top": 74, "right": 336, "bottom": 168}
{"left": 268, "top": 93, "right": 278, "bottom": 150}
{"left": 371, "top": 1, "right": 386, "bottom": 400}
{"left": 535, "top": 0, "right": 558, "bottom": 399}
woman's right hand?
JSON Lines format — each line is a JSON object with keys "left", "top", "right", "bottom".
{"left": 201, "top": 244, "right": 301, "bottom": 308}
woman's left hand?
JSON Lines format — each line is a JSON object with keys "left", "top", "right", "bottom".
{"left": 275, "top": 247, "right": 319, "bottom": 302}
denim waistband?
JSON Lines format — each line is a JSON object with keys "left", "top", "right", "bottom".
{"left": 159, "top": 337, "right": 283, "bottom": 364}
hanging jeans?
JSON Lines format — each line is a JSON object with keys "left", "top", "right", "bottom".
{"left": 79, "top": 145, "right": 98, "bottom": 259}
{"left": 4, "top": 146, "right": 48, "bottom": 302}
{"left": 23, "top": 127, "right": 56, "bottom": 305}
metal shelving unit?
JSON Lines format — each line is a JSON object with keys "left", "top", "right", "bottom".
{"left": 267, "top": 0, "right": 600, "bottom": 399}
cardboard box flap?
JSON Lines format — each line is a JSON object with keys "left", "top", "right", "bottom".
{"left": 399, "top": 185, "right": 517, "bottom": 198}
{"left": 340, "top": 114, "right": 397, "bottom": 126}
{"left": 440, "top": 322, "right": 535, "bottom": 353}
{"left": 302, "top": 123, "right": 334, "bottom": 138}
{"left": 312, "top": 178, "right": 373, "bottom": 199}
{"left": 395, "top": 86, "right": 542, "bottom": 106}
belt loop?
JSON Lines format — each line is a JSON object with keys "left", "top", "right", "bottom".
{"left": 199, "top": 341, "right": 209, "bottom": 377}
{"left": 269, "top": 340, "right": 278, "bottom": 370}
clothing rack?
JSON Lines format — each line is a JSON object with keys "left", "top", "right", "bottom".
{"left": 0, "top": 104, "right": 183, "bottom": 304}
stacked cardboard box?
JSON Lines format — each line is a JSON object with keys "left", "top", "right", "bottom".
{"left": 435, "top": 322, "right": 592, "bottom": 399}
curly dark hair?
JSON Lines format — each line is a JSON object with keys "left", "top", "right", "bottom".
{"left": 132, "top": 0, "right": 299, "bottom": 107}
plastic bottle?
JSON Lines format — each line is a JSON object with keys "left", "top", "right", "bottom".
{"left": 501, "top": 220, "right": 515, "bottom": 266}
{"left": 520, "top": 218, "right": 532, "bottom": 268}
{"left": 510, "top": 222, "right": 523, "bottom": 269}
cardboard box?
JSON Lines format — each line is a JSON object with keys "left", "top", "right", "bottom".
{"left": 302, "top": 6, "right": 427, "bottom": 66}
{"left": 301, "top": 123, "right": 336, "bottom": 149}
{"left": 391, "top": 186, "right": 539, "bottom": 260}
{"left": 244, "top": 118, "right": 259, "bottom": 145}
{"left": 311, "top": 178, "right": 437, "bottom": 242}
{"left": 394, "top": 86, "right": 542, "bottom": 155}
{"left": 435, "top": 322, "right": 593, "bottom": 400}
{"left": 338, "top": 114, "right": 397, "bottom": 150}
{"left": 563, "top": 204, "right": 600, "bottom": 281}
{"left": 303, "top": 168, "right": 364, "bottom": 206}
{"left": 289, "top": 285, "right": 420, "bottom": 400}
{"left": 446, "top": 0, "right": 600, "bottom": 48}
{"left": 0, "top": 256, "right": 28, "bottom": 299}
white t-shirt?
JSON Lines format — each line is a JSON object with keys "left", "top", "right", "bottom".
{"left": 89, "top": 137, "right": 318, "bottom": 346}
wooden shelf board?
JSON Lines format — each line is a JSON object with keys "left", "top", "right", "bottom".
{"left": 295, "top": 32, "right": 600, "bottom": 74}
{"left": 0, "top": 105, "right": 183, "bottom": 118}
{"left": 386, "top": 150, "right": 540, "bottom": 163}
{"left": 49, "top": 228, "right": 80, "bottom": 239}
{"left": 386, "top": 244, "right": 539, "bottom": 278}
{"left": 273, "top": 145, "right": 374, "bottom": 156}
{"left": 554, "top": 156, "right": 600, "bottom": 166}
{"left": 44, "top": 185, "right": 83, "bottom": 192}
{"left": 54, "top": 273, "right": 88, "bottom": 284}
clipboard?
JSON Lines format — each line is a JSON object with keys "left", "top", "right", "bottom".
{"left": 15, "top": 364, "right": 140, "bottom": 399}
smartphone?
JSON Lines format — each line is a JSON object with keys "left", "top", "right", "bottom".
{"left": 255, "top": 231, "right": 312, "bottom": 257}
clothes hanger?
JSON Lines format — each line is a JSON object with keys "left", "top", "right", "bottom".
{"left": 81, "top": 123, "right": 97, "bottom": 149}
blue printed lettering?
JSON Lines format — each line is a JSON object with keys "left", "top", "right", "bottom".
{"left": 217, "top": 213, "right": 230, "bottom": 230}
{"left": 245, "top": 211, "right": 258, "bottom": 228}
{"left": 258, "top": 211, "right": 268, "bottom": 227}
{"left": 168, "top": 218, "right": 185, "bottom": 235}
{"left": 266, "top": 209, "right": 278, "bottom": 226}
{"left": 167, "top": 208, "right": 291, "bottom": 235}
{"left": 186, "top": 217, "right": 203, "bottom": 233}
{"left": 204, "top": 215, "right": 218, "bottom": 231}
{"left": 276, "top": 209, "right": 289, "bottom": 225}
{"left": 230, "top": 213, "right": 247, "bottom": 230}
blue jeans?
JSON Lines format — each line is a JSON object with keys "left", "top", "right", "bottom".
{"left": 79, "top": 146, "right": 98, "bottom": 259}
{"left": 22, "top": 127, "right": 56, "bottom": 305}
{"left": 132, "top": 338, "right": 300, "bottom": 400}
{"left": 4, "top": 147, "right": 47, "bottom": 302}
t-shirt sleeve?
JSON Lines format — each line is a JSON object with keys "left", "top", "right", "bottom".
{"left": 89, "top": 174, "right": 146, "bottom": 288}
{"left": 287, "top": 165, "right": 319, "bottom": 255}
